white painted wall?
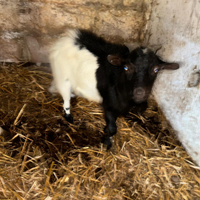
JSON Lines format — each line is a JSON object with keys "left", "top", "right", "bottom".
{"left": 144, "top": 0, "right": 200, "bottom": 166}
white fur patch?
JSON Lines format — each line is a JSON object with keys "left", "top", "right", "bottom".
{"left": 0, "top": 127, "right": 4, "bottom": 135}
{"left": 142, "top": 48, "right": 148, "bottom": 54}
{"left": 49, "top": 29, "right": 103, "bottom": 112}
{"left": 48, "top": 80, "right": 58, "bottom": 94}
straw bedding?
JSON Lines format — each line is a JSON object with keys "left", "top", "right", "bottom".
{"left": 0, "top": 63, "right": 200, "bottom": 200}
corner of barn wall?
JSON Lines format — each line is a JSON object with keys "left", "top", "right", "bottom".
{"left": 142, "top": 0, "right": 200, "bottom": 166}
{"left": 0, "top": 0, "right": 152, "bottom": 63}
{"left": 138, "top": 0, "right": 153, "bottom": 43}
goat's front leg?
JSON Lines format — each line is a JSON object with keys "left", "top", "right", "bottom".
{"left": 102, "top": 110, "right": 117, "bottom": 149}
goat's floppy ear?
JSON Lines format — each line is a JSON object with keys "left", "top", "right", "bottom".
{"left": 159, "top": 62, "right": 179, "bottom": 70}
{"left": 107, "top": 54, "right": 124, "bottom": 66}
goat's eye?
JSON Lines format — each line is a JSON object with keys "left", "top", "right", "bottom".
{"left": 154, "top": 67, "right": 159, "bottom": 73}
{"left": 124, "top": 65, "right": 128, "bottom": 71}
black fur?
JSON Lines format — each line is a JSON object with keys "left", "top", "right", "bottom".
{"left": 75, "top": 29, "right": 129, "bottom": 58}
{"left": 74, "top": 30, "right": 179, "bottom": 149}
{"left": 64, "top": 113, "right": 73, "bottom": 124}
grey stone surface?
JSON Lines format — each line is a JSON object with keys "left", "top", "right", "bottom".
{"left": 144, "top": 0, "right": 200, "bottom": 166}
{"left": 0, "top": 0, "right": 150, "bottom": 62}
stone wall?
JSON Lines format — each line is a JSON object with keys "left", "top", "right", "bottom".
{"left": 0, "top": 0, "right": 152, "bottom": 63}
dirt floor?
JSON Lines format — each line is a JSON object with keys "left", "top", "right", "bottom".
{"left": 0, "top": 63, "right": 200, "bottom": 200}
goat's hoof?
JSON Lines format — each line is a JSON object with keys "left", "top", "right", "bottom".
{"left": 102, "top": 136, "right": 112, "bottom": 150}
{"left": 64, "top": 114, "right": 73, "bottom": 124}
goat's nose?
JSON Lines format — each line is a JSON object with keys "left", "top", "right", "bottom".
{"left": 134, "top": 87, "right": 145, "bottom": 97}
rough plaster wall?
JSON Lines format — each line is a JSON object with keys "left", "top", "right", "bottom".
{"left": 144, "top": 0, "right": 200, "bottom": 166}
{"left": 0, "top": 0, "right": 151, "bottom": 63}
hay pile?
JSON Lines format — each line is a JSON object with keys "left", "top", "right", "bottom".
{"left": 0, "top": 63, "right": 199, "bottom": 200}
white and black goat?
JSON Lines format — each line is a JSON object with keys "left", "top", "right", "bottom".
{"left": 49, "top": 29, "right": 179, "bottom": 149}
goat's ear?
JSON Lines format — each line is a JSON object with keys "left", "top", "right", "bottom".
{"left": 159, "top": 62, "right": 179, "bottom": 70}
{"left": 107, "top": 54, "right": 124, "bottom": 66}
